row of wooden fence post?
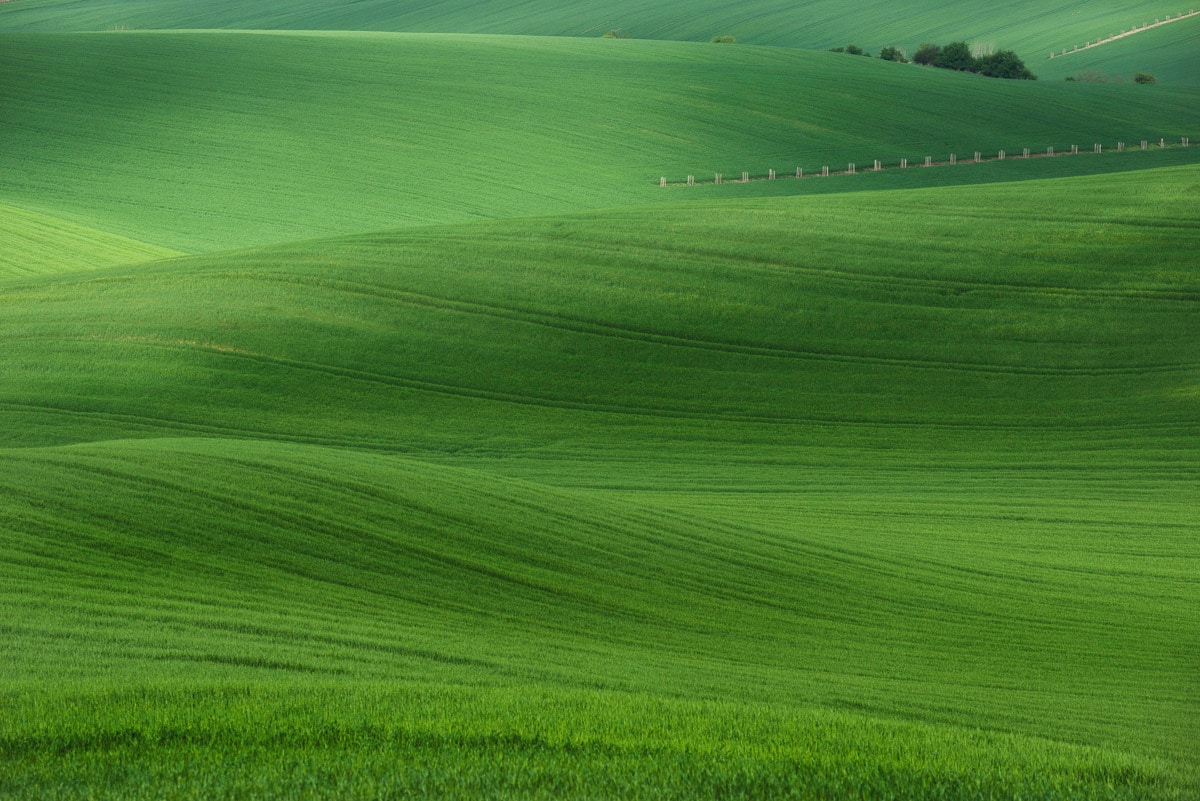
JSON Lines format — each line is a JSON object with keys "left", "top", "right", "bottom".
{"left": 661, "top": 137, "right": 1193, "bottom": 185}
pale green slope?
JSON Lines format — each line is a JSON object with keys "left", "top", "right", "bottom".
{"left": 0, "top": 203, "right": 180, "bottom": 278}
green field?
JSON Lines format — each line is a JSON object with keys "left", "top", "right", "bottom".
{"left": 2, "top": 1, "right": 1198, "bottom": 798}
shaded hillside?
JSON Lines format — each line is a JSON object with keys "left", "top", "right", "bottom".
{"left": 2, "top": 31, "right": 1198, "bottom": 253}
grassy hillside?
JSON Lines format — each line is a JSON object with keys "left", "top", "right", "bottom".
{"left": 1039, "top": 15, "right": 1200, "bottom": 84}
{"left": 2, "top": 31, "right": 1198, "bottom": 254}
{"left": 1, "top": 166, "right": 1197, "bottom": 797}
{"left": 0, "top": 0, "right": 1194, "bottom": 63}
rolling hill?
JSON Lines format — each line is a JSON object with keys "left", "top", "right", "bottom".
{"left": 3, "top": 1, "right": 1199, "bottom": 796}
{"left": 2, "top": 166, "right": 1198, "bottom": 798}
{"left": 2, "top": 30, "right": 1198, "bottom": 254}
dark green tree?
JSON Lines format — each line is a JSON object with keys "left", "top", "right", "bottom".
{"left": 912, "top": 43, "right": 941, "bottom": 65}
{"left": 935, "top": 41, "right": 977, "bottom": 71}
{"left": 878, "top": 46, "right": 908, "bottom": 62}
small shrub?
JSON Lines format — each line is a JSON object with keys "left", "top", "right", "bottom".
{"left": 1134, "top": 72, "right": 1157, "bottom": 84}
{"left": 710, "top": 35, "right": 736, "bottom": 43}
{"left": 844, "top": 44, "right": 871, "bottom": 56}
{"left": 828, "top": 46, "right": 845, "bottom": 52}
{"left": 878, "top": 46, "right": 908, "bottom": 63}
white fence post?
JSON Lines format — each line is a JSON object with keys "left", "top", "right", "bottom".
{"left": 1047, "top": 146, "right": 1054, "bottom": 156}
{"left": 769, "top": 169, "right": 776, "bottom": 180}
{"left": 660, "top": 177, "right": 666, "bottom": 187}
{"left": 822, "top": 166, "right": 829, "bottom": 177}
{"left": 974, "top": 152, "right": 981, "bottom": 162}
{"left": 687, "top": 175, "right": 695, "bottom": 185}
{"left": 1071, "top": 144, "right": 1078, "bottom": 154}
{"left": 848, "top": 163, "right": 856, "bottom": 174}
{"left": 1023, "top": 148, "right": 1030, "bottom": 158}
{"left": 925, "top": 156, "right": 932, "bottom": 167}
{"left": 1118, "top": 142, "right": 1125, "bottom": 151}
{"left": 950, "top": 153, "right": 956, "bottom": 164}
{"left": 715, "top": 173, "right": 722, "bottom": 184}
{"left": 796, "top": 167, "right": 803, "bottom": 178}
{"left": 1094, "top": 143, "right": 1102, "bottom": 153}
{"left": 901, "top": 158, "right": 908, "bottom": 168}
{"left": 1141, "top": 140, "right": 1148, "bottom": 150}
{"left": 742, "top": 171, "right": 749, "bottom": 182}
{"left": 874, "top": 159, "right": 881, "bottom": 171}
{"left": 998, "top": 150, "right": 1005, "bottom": 160}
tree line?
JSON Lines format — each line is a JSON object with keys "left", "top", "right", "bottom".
{"left": 831, "top": 41, "right": 1036, "bottom": 80}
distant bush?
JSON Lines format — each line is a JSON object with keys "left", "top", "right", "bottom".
{"left": 934, "top": 41, "right": 976, "bottom": 71}
{"left": 600, "top": 29, "right": 630, "bottom": 39}
{"left": 1134, "top": 72, "right": 1157, "bottom": 84}
{"left": 710, "top": 35, "right": 736, "bottom": 43}
{"left": 912, "top": 43, "right": 941, "bottom": 65}
{"left": 878, "top": 46, "right": 907, "bottom": 63}
{"left": 976, "top": 50, "right": 1036, "bottom": 80}
{"left": 828, "top": 46, "right": 845, "bottom": 52}
{"left": 845, "top": 44, "right": 871, "bottom": 56}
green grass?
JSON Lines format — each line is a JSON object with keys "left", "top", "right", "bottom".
{"left": 0, "top": 0, "right": 1194, "bottom": 66}
{"left": 2, "top": 31, "right": 1198, "bottom": 254}
{"left": 1, "top": 166, "right": 1197, "bottom": 797}
{"left": 1, "top": 682, "right": 1192, "bottom": 800}
{"left": 1038, "top": 15, "right": 1200, "bottom": 84}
